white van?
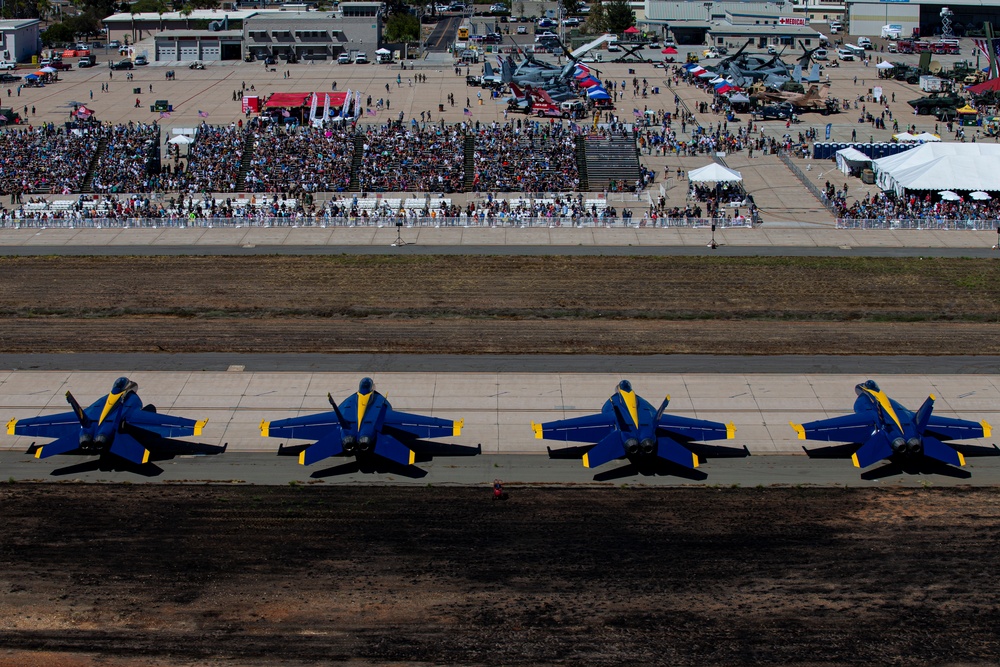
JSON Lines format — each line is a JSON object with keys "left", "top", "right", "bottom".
{"left": 836, "top": 48, "right": 855, "bottom": 61}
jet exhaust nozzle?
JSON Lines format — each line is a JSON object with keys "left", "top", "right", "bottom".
{"left": 907, "top": 437, "right": 923, "bottom": 454}
{"left": 342, "top": 435, "right": 357, "bottom": 452}
{"left": 624, "top": 438, "right": 640, "bottom": 456}
{"left": 640, "top": 438, "right": 656, "bottom": 455}
{"left": 358, "top": 436, "right": 374, "bottom": 452}
{"left": 891, "top": 437, "right": 907, "bottom": 453}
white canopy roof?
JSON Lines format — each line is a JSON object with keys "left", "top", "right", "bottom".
{"left": 873, "top": 143, "right": 1000, "bottom": 194}
{"left": 688, "top": 163, "right": 743, "bottom": 183}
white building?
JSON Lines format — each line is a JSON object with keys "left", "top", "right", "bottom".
{"left": 0, "top": 19, "right": 40, "bottom": 63}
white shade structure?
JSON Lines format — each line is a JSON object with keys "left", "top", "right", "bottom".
{"left": 970, "top": 191, "right": 991, "bottom": 200}
{"left": 688, "top": 163, "right": 743, "bottom": 183}
{"left": 938, "top": 190, "right": 961, "bottom": 200}
{"left": 167, "top": 135, "right": 195, "bottom": 144}
{"left": 875, "top": 61, "right": 896, "bottom": 69}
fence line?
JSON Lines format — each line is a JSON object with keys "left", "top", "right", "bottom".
{"left": 0, "top": 216, "right": 755, "bottom": 230}
{"left": 836, "top": 218, "right": 1000, "bottom": 231}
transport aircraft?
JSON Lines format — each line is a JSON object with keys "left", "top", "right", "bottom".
{"left": 793, "top": 380, "right": 993, "bottom": 474}
{"left": 532, "top": 380, "right": 739, "bottom": 474}
{"left": 261, "top": 377, "right": 464, "bottom": 468}
{"left": 8, "top": 376, "right": 211, "bottom": 467}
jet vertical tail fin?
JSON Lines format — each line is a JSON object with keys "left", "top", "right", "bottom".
{"left": 327, "top": 392, "right": 349, "bottom": 428}
{"left": 484, "top": 60, "right": 494, "bottom": 78}
{"left": 65, "top": 391, "right": 90, "bottom": 427}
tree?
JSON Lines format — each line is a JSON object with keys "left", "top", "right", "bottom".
{"left": 582, "top": 0, "right": 605, "bottom": 34}
{"left": 384, "top": 11, "right": 419, "bottom": 41}
{"left": 561, "top": 0, "right": 581, "bottom": 17}
{"left": 41, "top": 21, "right": 76, "bottom": 45}
{"left": 603, "top": 0, "right": 634, "bottom": 34}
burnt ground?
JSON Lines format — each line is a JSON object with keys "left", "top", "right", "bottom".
{"left": 0, "top": 255, "right": 997, "bottom": 355}
{"left": 1, "top": 485, "right": 1000, "bottom": 667}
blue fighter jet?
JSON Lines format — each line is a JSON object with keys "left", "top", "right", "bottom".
{"left": 792, "top": 380, "right": 993, "bottom": 471}
{"left": 261, "top": 377, "right": 464, "bottom": 468}
{"left": 8, "top": 377, "right": 208, "bottom": 466}
{"left": 532, "top": 380, "right": 737, "bottom": 471}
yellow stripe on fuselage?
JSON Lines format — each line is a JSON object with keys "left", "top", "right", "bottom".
{"left": 98, "top": 391, "right": 123, "bottom": 426}
{"left": 357, "top": 391, "right": 372, "bottom": 426}
{"left": 860, "top": 386, "right": 903, "bottom": 434}
{"left": 618, "top": 388, "right": 639, "bottom": 429}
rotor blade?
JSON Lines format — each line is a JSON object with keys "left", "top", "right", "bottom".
{"left": 109, "top": 433, "right": 151, "bottom": 465}
{"left": 34, "top": 435, "right": 81, "bottom": 459}
{"left": 299, "top": 429, "right": 345, "bottom": 466}
{"left": 65, "top": 391, "right": 90, "bottom": 427}
{"left": 922, "top": 435, "right": 965, "bottom": 467}
{"left": 656, "top": 435, "right": 699, "bottom": 469}
{"left": 372, "top": 432, "right": 415, "bottom": 467}
{"left": 583, "top": 431, "right": 626, "bottom": 469}
{"left": 914, "top": 395, "right": 935, "bottom": 434}
{"left": 852, "top": 431, "right": 893, "bottom": 469}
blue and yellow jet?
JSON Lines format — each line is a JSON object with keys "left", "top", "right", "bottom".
{"left": 532, "top": 380, "right": 737, "bottom": 470}
{"left": 792, "top": 380, "right": 993, "bottom": 470}
{"left": 261, "top": 377, "right": 464, "bottom": 468}
{"left": 8, "top": 377, "right": 208, "bottom": 466}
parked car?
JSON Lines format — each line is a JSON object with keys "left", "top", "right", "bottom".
{"left": 0, "top": 72, "right": 21, "bottom": 82}
{"left": 110, "top": 59, "right": 134, "bottom": 70}
{"left": 516, "top": 25, "right": 527, "bottom": 34}
{"left": 108, "top": 40, "right": 121, "bottom": 48}
{"left": 51, "top": 61, "right": 72, "bottom": 71}
{"left": 354, "top": 51, "right": 368, "bottom": 63}
{"left": 134, "top": 55, "right": 148, "bottom": 65}
{"left": 0, "top": 61, "right": 18, "bottom": 70}
{"left": 755, "top": 102, "right": 796, "bottom": 121}
{"left": 338, "top": 53, "right": 351, "bottom": 64}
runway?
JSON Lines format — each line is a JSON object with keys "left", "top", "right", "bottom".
{"left": 2, "top": 368, "right": 997, "bottom": 485}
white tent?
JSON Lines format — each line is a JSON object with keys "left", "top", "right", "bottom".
{"left": 835, "top": 147, "right": 871, "bottom": 175}
{"left": 914, "top": 132, "right": 941, "bottom": 142}
{"left": 375, "top": 48, "right": 391, "bottom": 55}
{"left": 688, "top": 163, "right": 743, "bottom": 183}
{"left": 168, "top": 135, "right": 195, "bottom": 144}
{"left": 873, "top": 143, "right": 1000, "bottom": 195}
{"left": 875, "top": 61, "right": 896, "bottom": 69}
{"left": 893, "top": 132, "right": 918, "bottom": 142}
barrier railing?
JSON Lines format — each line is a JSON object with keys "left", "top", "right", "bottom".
{"left": 836, "top": 218, "right": 1000, "bottom": 231}
{"left": 0, "top": 216, "right": 755, "bottom": 230}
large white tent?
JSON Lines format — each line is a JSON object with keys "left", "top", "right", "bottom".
{"left": 872, "top": 143, "right": 1000, "bottom": 195}
{"left": 688, "top": 163, "right": 743, "bottom": 183}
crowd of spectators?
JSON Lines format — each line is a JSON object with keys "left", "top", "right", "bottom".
{"left": 182, "top": 123, "right": 247, "bottom": 193}
{"left": 472, "top": 121, "right": 580, "bottom": 192}
{"left": 90, "top": 123, "right": 161, "bottom": 194}
{"left": 0, "top": 124, "right": 101, "bottom": 196}
{"left": 827, "top": 184, "right": 1000, "bottom": 224}
{"left": 244, "top": 123, "right": 354, "bottom": 193}
{"left": 357, "top": 123, "right": 464, "bottom": 192}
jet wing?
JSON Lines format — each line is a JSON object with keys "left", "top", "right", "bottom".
{"left": 658, "top": 414, "right": 735, "bottom": 442}
{"left": 532, "top": 413, "right": 615, "bottom": 444}
{"left": 925, "top": 415, "right": 992, "bottom": 442}
{"left": 126, "top": 410, "right": 208, "bottom": 439}
{"left": 383, "top": 409, "right": 462, "bottom": 440}
{"left": 791, "top": 412, "right": 878, "bottom": 443}
{"left": 262, "top": 411, "right": 343, "bottom": 441}
{"left": 7, "top": 411, "right": 81, "bottom": 439}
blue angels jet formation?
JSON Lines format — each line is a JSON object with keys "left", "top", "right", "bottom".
{"left": 793, "top": 380, "right": 992, "bottom": 471}
{"left": 532, "top": 380, "right": 738, "bottom": 470}
{"left": 261, "top": 377, "right": 464, "bottom": 468}
{"left": 8, "top": 376, "right": 208, "bottom": 466}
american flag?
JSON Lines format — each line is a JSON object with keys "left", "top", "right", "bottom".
{"left": 366, "top": 108, "right": 377, "bottom": 116}
{"left": 463, "top": 108, "right": 473, "bottom": 116}
{"left": 197, "top": 110, "right": 210, "bottom": 118}
{"left": 159, "top": 111, "right": 170, "bottom": 119}
{"left": 633, "top": 108, "right": 642, "bottom": 116}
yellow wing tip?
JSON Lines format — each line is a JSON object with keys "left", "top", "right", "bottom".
{"left": 958, "top": 451, "right": 967, "bottom": 467}
{"left": 982, "top": 420, "right": 992, "bottom": 438}
{"left": 6, "top": 418, "right": 16, "bottom": 435}
{"left": 726, "top": 422, "right": 736, "bottom": 439}
{"left": 582, "top": 452, "right": 591, "bottom": 468}
{"left": 790, "top": 422, "right": 806, "bottom": 440}
{"left": 408, "top": 449, "right": 416, "bottom": 465}
{"left": 929, "top": 393, "right": 937, "bottom": 400}
{"left": 453, "top": 419, "right": 464, "bottom": 437}
{"left": 193, "top": 418, "right": 208, "bottom": 436}
{"left": 260, "top": 420, "right": 270, "bottom": 437}
{"left": 531, "top": 421, "right": 543, "bottom": 439}
{"left": 141, "top": 449, "right": 150, "bottom": 465}
{"left": 298, "top": 449, "right": 306, "bottom": 465}
{"left": 851, "top": 452, "right": 861, "bottom": 468}
{"left": 34, "top": 446, "right": 42, "bottom": 459}
{"left": 692, "top": 452, "right": 699, "bottom": 468}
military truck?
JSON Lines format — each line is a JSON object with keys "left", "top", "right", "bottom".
{"left": 907, "top": 91, "right": 966, "bottom": 117}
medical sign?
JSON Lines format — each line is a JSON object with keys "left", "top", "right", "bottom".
{"left": 778, "top": 17, "right": 807, "bottom": 26}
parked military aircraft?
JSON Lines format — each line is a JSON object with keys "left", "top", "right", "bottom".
{"left": 792, "top": 380, "right": 993, "bottom": 472}
{"left": 753, "top": 83, "right": 835, "bottom": 113}
{"left": 8, "top": 376, "right": 209, "bottom": 466}
{"left": 261, "top": 377, "right": 464, "bottom": 468}
{"left": 533, "top": 380, "right": 738, "bottom": 473}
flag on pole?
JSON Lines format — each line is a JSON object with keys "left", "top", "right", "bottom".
{"left": 198, "top": 110, "right": 209, "bottom": 118}
{"left": 633, "top": 108, "right": 642, "bottom": 116}
{"left": 463, "top": 108, "right": 473, "bottom": 116}
{"left": 159, "top": 111, "right": 171, "bottom": 119}
{"left": 366, "top": 108, "right": 377, "bottom": 116}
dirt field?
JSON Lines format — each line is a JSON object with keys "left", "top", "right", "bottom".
{"left": 1, "top": 485, "right": 999, "bottom": 667}
{"left": 0, "top": 255, "right": 998, "bottom": 355}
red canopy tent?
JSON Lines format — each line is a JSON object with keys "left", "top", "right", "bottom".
{"left": 623, "top": 26, "right": 640, "bottom": 34}
{"left": 966, "top": 78, "right": 1000, "bottom": 95}
{"left": 264, "top": 92, "right": 350, "bottom": 108}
